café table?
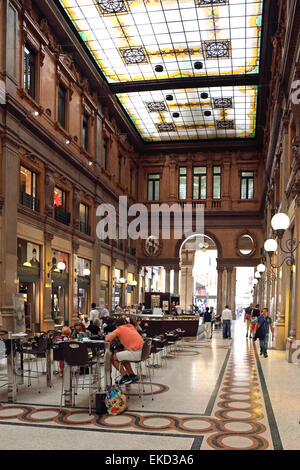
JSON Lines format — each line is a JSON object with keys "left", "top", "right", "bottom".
{"left": 6, "top": 332, "right": 28, "bottom": 403}
{"left": 7, "top": 332, "right": 56, "bottom": 402}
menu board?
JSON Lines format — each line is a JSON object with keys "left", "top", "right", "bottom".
{"left": 151, "top": 295, "right": 160, "bottom": 310}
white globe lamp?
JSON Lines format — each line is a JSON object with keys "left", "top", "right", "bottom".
{"left": 271, "top": 213, "right": 290, "bottom": 238}
{"left": 264, "top": 239, "right": 278, "bottom": 256}
{"left": 257, "top": 264, "right": 266, "bottom": 273}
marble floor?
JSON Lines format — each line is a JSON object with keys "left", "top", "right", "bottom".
{"left": 0, "top": 318, "right": 300, "bottom": 451}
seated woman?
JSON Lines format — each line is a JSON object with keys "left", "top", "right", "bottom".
{"left": 87, "top": 319, "right": 101, "bottom": 336}
{"left": 71, "top": 322, "right": 91, "bottom": 339}
{"left": 105, "top": 317, "right": 144, "bottom": 385}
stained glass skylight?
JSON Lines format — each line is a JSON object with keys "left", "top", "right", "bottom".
{"left": 59, "top": 0, "right": 264, "bottom": 83}
{"left": 117, "top": 85, "right": 258, "bottom": 141}
{"left": 57, "top": 0, "right": 264, "bottom": 142}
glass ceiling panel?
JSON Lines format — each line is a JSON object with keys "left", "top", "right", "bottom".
{"left": 59, "top": 0, "right": 264, "bottom": 83}
{"left": 116, "top": 85, "right": 258, "bottom": 141}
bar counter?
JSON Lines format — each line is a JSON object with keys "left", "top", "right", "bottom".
{"left": 112, "top": 313, "right": 200, "bottom": 337}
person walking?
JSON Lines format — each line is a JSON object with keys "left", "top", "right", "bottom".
{"left": 250, "top": 304, "right": 261, "bottom": 338}
{"left": 255, "top": 308, "right": 274, "bottom": 358}
{"left": 221, "top": 305, "right": 233, "bottom": 339}
{"left": 89, "top": 303, "right": 100, "bottom": 323}
{"left": 203, "top": 307, "right": 213, "bottom": 339}
{"left": 244, "top": 302, "right": 254, "bottom": 338}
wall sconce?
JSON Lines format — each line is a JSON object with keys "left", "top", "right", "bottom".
{"left": 48, "top": 257, "right": 65, "bottom": 277}
{"left": 132, "top": 280, "right": 137, "bottom": 287}
{"left": 83, "top": 264, "right": 91, "bottom": 277}
{"left": 119, "top": 277, "right": 126, "bottom": 284}
{"left": 264, "top": 212, "right": 299, "bottom": 269}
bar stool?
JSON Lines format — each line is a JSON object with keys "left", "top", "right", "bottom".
{"left": 60, "top": 341, "right": 99, "bottom": 415}
{"left": 22, "top": 333, "right": 48, "bottom": 392}
{"left": 122, "top": 338, "right": 154, "bottom": 408}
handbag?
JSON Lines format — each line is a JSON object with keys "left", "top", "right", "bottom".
{"left": 105, "top": 386, "right": 127, "bottom": 415}
{"left": 251, "top": 317, "right": 258, "bottom": 324}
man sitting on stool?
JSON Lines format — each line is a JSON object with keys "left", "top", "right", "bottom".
{"left": 106, "top": 317, "right": 144, "bottom": 385}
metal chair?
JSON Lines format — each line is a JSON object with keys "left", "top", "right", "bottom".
{"left": 60, "top": 341, "right": 100, "bottom": 415}
{"left": 21, "top": 333, "right": 48, "bottom": 392}
{"left": 0, "top": 331, "right": 8, "bottom": 390}
{"left": 124, "top": 338, "right": 154, "bottom": 408}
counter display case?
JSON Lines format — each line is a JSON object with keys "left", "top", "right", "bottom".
{"left": 113, "top": 313, "right": 200, "bottom": 337}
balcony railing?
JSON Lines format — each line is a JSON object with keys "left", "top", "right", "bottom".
{"left": 54, "top": 206, "right": 71, "bottom": 226}
{"left": 20, "top": 191, "right": 39, "bottom": 211}
{"left": 127, "top": 247, "right": 136, "bottom": 256}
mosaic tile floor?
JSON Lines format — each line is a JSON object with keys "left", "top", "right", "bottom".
{"left": 0, "top": 318, "right": 300, "bottom": 450}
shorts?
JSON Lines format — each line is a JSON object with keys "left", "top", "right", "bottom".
{"left": 116, "top": 350, "right": 142, "bottom": 362}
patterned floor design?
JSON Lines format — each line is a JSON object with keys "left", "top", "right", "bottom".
{"left": 0, "top": 335, "right": 279, "bottom": 450}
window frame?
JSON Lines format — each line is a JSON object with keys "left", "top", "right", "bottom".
{"left": 79, "top": 202, "right": 90, "bottom": 235}
{"left": 178, "top": 167, "right": 187, "bottom": 200}
{"left": 193, "top": 166, "right": 207, "bottom": 200}
{"left": 24, "top": 44, "right": 36, "bottom": 99}
{"left": 240, "top": 171, "right": 254, "bottom": 200}
{"left": 57, "top": 83, "right": 67, "bottom": 129}
{"left": 213, "top": 166, "right": 221, "bottom": 200}
{"left": 147, "top": 173, "right": 160, "bottom": 201}
{"left": 82, "top": 113, "right": 89, "bottom": 151}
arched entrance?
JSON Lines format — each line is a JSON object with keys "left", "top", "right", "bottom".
{"left": 179, "top": 234, "right": 218, "bottom": 313}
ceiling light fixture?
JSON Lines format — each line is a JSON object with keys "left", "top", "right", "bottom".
{"left": 194, "top": 61, "right": 203, "bottom": 69}
{"left": 155, "top": 65, "right": 164, "bottom": 72}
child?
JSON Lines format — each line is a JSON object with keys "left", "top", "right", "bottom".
{"left": 55, "top": 326, "right": 71, "bottom": 376}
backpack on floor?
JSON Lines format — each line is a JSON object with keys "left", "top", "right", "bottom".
{"left": 105, "top": 386, "right": 127, "bottom": 415}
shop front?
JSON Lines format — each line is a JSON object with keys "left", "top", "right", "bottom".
{"left": 17, "top": 238, "right": 41, "bottom": 332}
{"left": 51, "top": 250, "right": 69, "bottom": 327}
{"left": 77, "top": 258, "right": 91, "bottom": 316}
{"left": 100, "top": 264, "right": 110, "bottom": 307}
{"left": 113, "top": 268, "right": 124, "bottom": 309}
{"left": 126, "top": 272, "right": 137, "bottom": 307}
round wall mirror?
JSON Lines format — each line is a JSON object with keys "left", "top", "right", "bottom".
{"left": 238, "top": 234, "right": 255, "bottom": 256}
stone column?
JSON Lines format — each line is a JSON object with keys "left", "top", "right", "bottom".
{"left": 43, "top": 231, "right": 55, "bottom": 331}
{"left": 222, "top": 161, "right": 231, "bottom": 210}
{"left": 206, "top": 162, "right": 213, "bottom": 209}
{"left": 71, "top": 239, "right": 80, "bottom": 325}
{"left": 123, "top": 261, "right": 128, "bottom": 307}
{"left": 287, "top": 195, "right": 300, "bottom": 361}
{"left": 173, "top": 267, "right": 180, "bottom": 295}
{"left": 217, "top": 266, "right": 224, "bottom": 317}
{"left": 168, "top": 157, "right": 177, "bottom": 202}
{"left": 226, "top": 266, "right": 233, "bottom": 309}
{"left": 0, "top": 139, "right": 19, "bottom": 331}
{"left": 180, "top": 250, "right": 195, "bottom": 312}
{"left": 186, "top": 161, "right": 193, "bottom": 202}
{"left": 110, "top": 257, "right": 116, "bottom": 311}
{"left": 165, "top": 266, "right": 170, "bottom": 293}
{"left": 232, "top": 267, "right": 237, "bottom": 318}
{"left": 93, "top": 235, "right": 102, "bottom": 307}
